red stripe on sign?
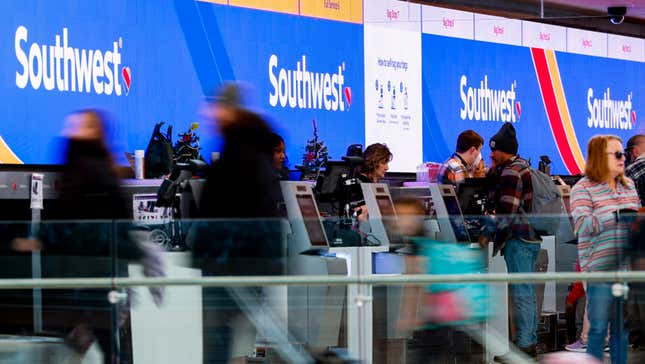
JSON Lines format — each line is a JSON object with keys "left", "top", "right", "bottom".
{"left": 530, "top": 48, "right": 581, "bottom": 174}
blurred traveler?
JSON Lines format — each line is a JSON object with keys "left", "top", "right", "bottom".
{"left": 39, "top": 109, "right": 154, "bottom": 364}
{"left": 193, "top": 83, "right": 283, "bottom": 364}
{"left": 395, "top": 197, "right": 489, "bottom": 364}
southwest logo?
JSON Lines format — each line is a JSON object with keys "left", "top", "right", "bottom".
{"left": 15, "top": 26, "right": 130, "bottom": 96}
{"left": 587, "top": 88, "right": 634, "bottom": 130}
{"left": 459, "top": 75, "right": 519, "bottom": 123}
{"left": 268, "top": 54, "right": 350, "bottom": 111}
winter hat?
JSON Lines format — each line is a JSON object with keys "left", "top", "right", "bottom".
{"left": 214, "top": 82, "right": 243, "bottom": 107}
{"left": 206, "top": 81, "right": 256, "bottom": 110}
{"left": 489, "top": 122, "right": 518, "bottom": 155}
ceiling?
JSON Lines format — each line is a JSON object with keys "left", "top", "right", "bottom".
{"left": 414, "top": 0, "right": 645, "bottom": 38}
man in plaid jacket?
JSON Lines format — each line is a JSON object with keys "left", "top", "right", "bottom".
{"left": 626, "top": 134, "right": 645, "bottom": 206}
{"left": 481, "top": 122, "right": 542, "bottom": 360}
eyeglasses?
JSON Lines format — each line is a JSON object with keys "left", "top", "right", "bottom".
{"left": 607, "top": 151, "right": 626, "bottom": 159}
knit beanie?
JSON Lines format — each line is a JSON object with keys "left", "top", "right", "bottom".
{"left": 489, "top": 122, "right": 518, "bottom": 155}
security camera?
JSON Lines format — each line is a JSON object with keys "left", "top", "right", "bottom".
{"left": 610, "top": 15, "right": 624, "bottom": 25}
{"left": 608, "top": 6, "right": 627, "bottom": 25}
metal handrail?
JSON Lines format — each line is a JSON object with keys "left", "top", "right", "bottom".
{"left": 1, "top": 271, "right": 645, "bottom": 289}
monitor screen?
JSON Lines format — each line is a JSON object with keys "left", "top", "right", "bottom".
{"left": 296, "top": 194, "right": 328, "bottom": 247}
{"left": 442, "top": 193, "right": 471, "bottom": 242}
{"left": 315, "top": 161, "right": 352, "bottom": 197}
{"left": 457, "top": 178, "right": 490, "bottom": 216}
{"left": 375, "top": 194, "right": 398, "bottom": 243}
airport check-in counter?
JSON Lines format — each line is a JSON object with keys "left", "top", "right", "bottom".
{"left": 281, "top": 181, "right": 412, "bottom": 363}
{"left": 0, "top": 170, "right": 205, "bottom": 364}
{"left": 0, "top": 169, "right": 64, "bottom": 335}
{"left": 280, "top": 181, "right": 348, "bottom": 351}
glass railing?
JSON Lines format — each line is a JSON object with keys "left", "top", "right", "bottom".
{"left": 0, "top": 217, "right": 644, "bottom": 363}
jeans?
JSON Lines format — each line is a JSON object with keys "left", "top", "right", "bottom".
{"left": 586, "top": 283, "right": 628, "bottom": 364}
{"left": 503, "top": 239, "right": 540, "bottom": 348}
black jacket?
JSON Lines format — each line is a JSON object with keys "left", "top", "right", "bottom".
{"left": 40, "top": 140, "right": 144, "bottom": 269}
{"left": 193, "top": 111, "right": 283, "bottom": 275}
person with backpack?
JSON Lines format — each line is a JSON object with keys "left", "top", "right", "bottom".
{"left": 479, "top": 122, "right": 542, "bottom": 360}
{"left": 625, "top": 134, "right": 645, "bottom": 205}
{"left": 571, "top": 135, "right": 640, "bottom": 363}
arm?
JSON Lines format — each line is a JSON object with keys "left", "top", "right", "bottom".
{"left": 495, "top": 167, "right": 524, "bottom": 232}
{"left": 570, "top": 183, "right": 600, "bottom": 271}
{"left": 452, "top": 168, "right": 466, "bottom": 184}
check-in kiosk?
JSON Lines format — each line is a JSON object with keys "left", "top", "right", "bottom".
{"left": 357, "top": 183, "right": 414, "bottom": 363}
{"left": 428, "top": 183, "right": 473, "bottom": 243}
{"left": 360, "top": 183, "right": 398, "bottom": 247}
{"left": 284, "top": 181, "right": 411, "bottom": 363}
{"left": 280, "top": 181, "right": 347, "bottom": 350}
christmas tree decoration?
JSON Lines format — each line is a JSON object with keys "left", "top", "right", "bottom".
{"left": 298, "top": 118, "right": 329, "bottom": 180}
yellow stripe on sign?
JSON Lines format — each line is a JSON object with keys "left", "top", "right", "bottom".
{"left": 197, "top": 0, "right": 228, "bottom": 4}
{"left": 544, "top": 49, "right": 586, "bottom": 171}
{"left": 299, "top": 0, "right": 363, "bottom": 24}
{"left": 229, "top": 0, "right": 299, "bottom": 14}
{"left": 0, "top": 136, "right": 23, "bottom": 164}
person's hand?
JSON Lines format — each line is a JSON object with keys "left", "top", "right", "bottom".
{"left": 474, "top": 159, "right": 487, "bottom": 178}
{"left": 148, "top": 287, "right": 164, "bottom": 306}
{"left": 11, "top": 238, "right": 42, "bottom": 252}
{"left": 354, "top": 205, "right": 369, "bottom": 222}
{"left": 477, "top": 235, "right": 489, "bottom": 249}
{"left": 396, "top": 315, "right": 422, "bottom": 333}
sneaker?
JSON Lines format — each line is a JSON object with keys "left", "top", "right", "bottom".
{"left": 565, "top": 339, "right": 587, "bottom": 353}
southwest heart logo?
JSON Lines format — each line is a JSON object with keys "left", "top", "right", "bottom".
{"left": 121, "top": 66, "right": 131, "bottom": 95}
{"left": 632, "top": 110, "right": 637, "bottom": 126}
{"left": 515, "top": 101, "right": 522, "bottom": 118}
{"left": 344, "top": 86, "right": 352, "bottom": 108}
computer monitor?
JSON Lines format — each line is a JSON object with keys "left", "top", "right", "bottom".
{"left": 429, "top": 184, "right": 472, "bottom": 243}
{"left": 314, "top": 161, "right": 352, "bottom": 197}
{"left": 296, "top": 193, "right": 328, "bottom": 247}
{"left": 457, "top": 178, "right": 491, "bottom": 216}
{"left": 360, "top": 183, "right": 398, "bottom": 246}
{"left": 281, "top": 181, "right": 329, "bottom": 254}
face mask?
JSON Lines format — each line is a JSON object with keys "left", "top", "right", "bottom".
{"left": 473, "top": 152, "right": 482, "bottom": 167}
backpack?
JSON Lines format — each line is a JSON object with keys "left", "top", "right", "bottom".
{"left": 524, "top": 167, "right": 566, "bottom": 236}
{"left": 416, "top": 239, "right": 494, "bottom": 327}
{"left": 144, "top": 122, "right": 173, "bottom": 178}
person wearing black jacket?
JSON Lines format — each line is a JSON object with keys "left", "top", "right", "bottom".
{"left": 193, "top": 84, "right": 283, "bottom": 363}
{"left": 40, "top": 109, "right": 146, "bottom": 364}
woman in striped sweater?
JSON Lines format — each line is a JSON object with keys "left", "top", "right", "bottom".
{"left": 571, "top": 135, "right": 640, "bottom": 363}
